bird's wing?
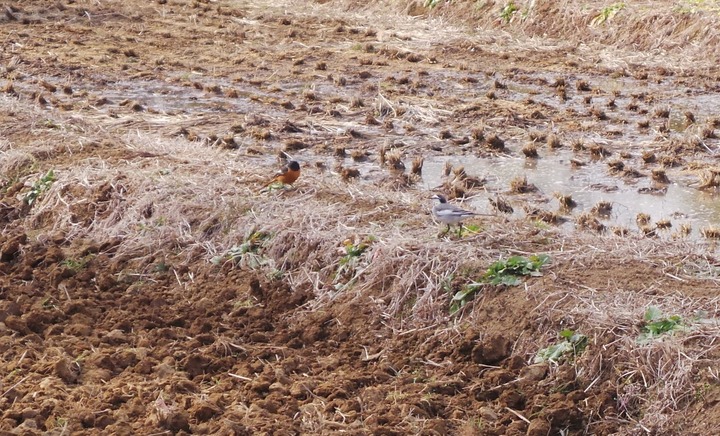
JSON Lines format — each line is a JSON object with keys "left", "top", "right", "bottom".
{"left": 263, "top": 164, "right": 291, "bottom": 188}
{"left": 435, "top": 205, "right": 475, "bottom": 217}
{"left": 450, "top": 205, "right": 477, "bottom": 216}
{"left": 434, "top": 207, "right": 457, "bottom": 217}
{"left": 274, "top": 164, "right": 290, "bottom": 177}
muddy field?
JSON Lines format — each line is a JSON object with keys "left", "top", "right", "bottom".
{"left": 2, "top": 0, "right": 720, "bottom": 435}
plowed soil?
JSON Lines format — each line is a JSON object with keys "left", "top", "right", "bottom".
{"left": 2, "top": 1, "right": 720, "bottom": 435}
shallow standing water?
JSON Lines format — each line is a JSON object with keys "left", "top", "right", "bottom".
{"left": 419, "top": 153, "right": 720, "bottom": 238}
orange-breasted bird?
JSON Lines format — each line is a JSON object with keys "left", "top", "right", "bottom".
{"left": 266, "top": 160, "right": 301, "bottom": 187}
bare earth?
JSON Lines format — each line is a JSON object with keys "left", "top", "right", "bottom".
{"left": 2, "top": 1, "right": 720, "bottom": 435}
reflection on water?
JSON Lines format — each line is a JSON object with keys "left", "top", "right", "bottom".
{"left": 420, "top": 153, "right": 720, "bottom": 238}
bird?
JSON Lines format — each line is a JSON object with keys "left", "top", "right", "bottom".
{"left": 265, "top": 160, "right": 301, "bottom": 188}
{"left": 431, "top": 194, "right": 479, "bottom": 236}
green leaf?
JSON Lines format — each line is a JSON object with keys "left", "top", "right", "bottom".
{"left": 464, "top": 224, "right": 481, "bottom": 233}
{"left": 639, "top": 307, "right": 686, "bottom": 342}
{"left": 644, "top": 306, "right": 663, "bottom": 322}
{"left": 451, "top": 254, "right": 550, "bottom": 313}
{"left": 482, "top": 254, "right": 549, "bottom": 286}
{"left": 24, "top": 169, "right": 57, "bottom": 205}
{"left": 534, "top": 342, "right": 573, "bottom": 363}
{"left": 559, "top": 329, "right": 574, "bottom": 340}
{"left": 498, "top": 275, "right": 521, "bottom": 286}
{"left": 534, "top": 329, "right": 587, "bottom": 363}
{"left": 449, "top": 283, "right": 484, "bottom": 315}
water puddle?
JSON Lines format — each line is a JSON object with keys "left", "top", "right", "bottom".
{"left": 418, "top": 153, "right": 720, "bottom": 238}
{"left": 97, "top": 78, "right": 276, "bottom": 115}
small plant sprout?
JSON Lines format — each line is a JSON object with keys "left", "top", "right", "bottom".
{"left": 591, "top": 2, "right": 625, "bottom": 26}
{"left": 462, "top": 223, "right": 482, "bottom": 235}
{"left": 638, "top": 306, "right": 686, "bottom": 342}
{"left": 61, "top": 257, "right": 89, "bottom": 271}
{"left": 211, "top": 231, "right": 272, "bottom": 269}
{"left": 24, "top": 169, "right": 56, "bottom": 205}
{"left": 534, "top": 329, "right": 588, "bottom": 364}
{"left": 423, "top": 0, "right": 443, "bottom": 9}
{"left": 335, "top": 236, "right": 377, "bottom": 285}
{"left": 449, "top": 282, "right": 483, "bottom": 315}
{"left": 500, "top": 1, "right": 519, "bottom": 23}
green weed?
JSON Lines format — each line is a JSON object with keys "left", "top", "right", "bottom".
{"left": 534, "top": 329, "right": 588, "bottom": 363}
{"left": 694, "top": 382, "right": 712, "bottom": 401}
{"left": 53, "top": 417, "right": 69, "bottom": 430}
{"left": 483, "top": 254, "right": 550, "bottom": 286}
{"left": 267, "top": 268, "right": 284, "bottom": 281}
{"left": 500, "top": 1, "right": 519, "bottom": 23}
{"left": 459, "top": 223, "right": 483, "bottom": 237}
{"left": 335, "top": 236, "right": 376, "bottom": 284}
{"left": 24, "top": 169, "right": 56, "bottom": 205}
{"left": 450, "top": 254, "right": 550, "bottom": 314}
{"left": 591, "top": 2, "right": 625, "bottom": 26}
{"left": 212, "top": 231, "right": 272, "bottom": 269}
{"left": 61, "top": 257, "right": 89, "bottom": 271}
{"left": 41, "top": 296, "right": 59, "bottom": 309}
{"left": 424, "top": 0, "right": 446, "bottom": 8}
{"left": 449, "top": 282, "right": 481, "bottom": 314}
{"left": 638, "top": 306, "right": 686, "bottom": 341}
{"left": 340, "top": 238, "right": 372, "bottom": 264}
{"left": 233, "top": 298, "right": 256, "bottom": 309}
{"left": 43, "top": 119, "right": 61, "bottom": 129}
{"left": 153, "top": 261, "right": 169, "bottom": 273}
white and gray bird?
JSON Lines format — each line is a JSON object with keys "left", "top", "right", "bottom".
{"left": 431, "top": 194, "right": 479, "bottom": 236}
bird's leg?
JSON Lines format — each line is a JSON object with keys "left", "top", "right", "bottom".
{"left": 457, "top": 224, "right": 463, "bottom": 237}
{"left": 439, "top": 224, "right": 450, "bottom": 237}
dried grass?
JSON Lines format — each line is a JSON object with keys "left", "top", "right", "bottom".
{"left": 698, "top": 168, "right": 720, "bottom": 189}
{"left": 538, "top": 282, "right": 720, "bottom": 432}
{"left": 554, "top": 193, "right": 577, "bottom": 211}
{"left": 374, "top": 92, "right": 451, "bottom": 124}
{"left": 11, "top": 112, "right": 497, "bottom": 329}
{"left": 508, "top": 232, "right": 720, "bottom": 432}
{"left": 329, "top": 0, "right": 720, "bottom": 74}
{"left": 6, "top": 2, "right": 720, "bottom": 430}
